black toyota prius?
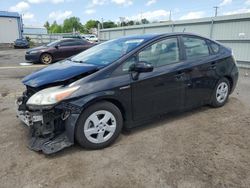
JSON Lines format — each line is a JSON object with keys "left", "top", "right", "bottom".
{"left": 16, "top": 33, "right": 239, "bottom": 154}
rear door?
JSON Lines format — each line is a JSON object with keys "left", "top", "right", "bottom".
{"left": 76, "top": 40, "right": 94, "bottom": 53}
{"left": 181, "top": 35, "right": 218, "bottom": 108}
{"left": 130, "top": 37, "right": 188, "bottom": 121}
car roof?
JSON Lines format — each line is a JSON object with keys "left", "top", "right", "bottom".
{"left": 59, "top": 38, "right": 84, "bottom": 42}
{"left": 119, "top": 32, "right": 208, "bottom": 41}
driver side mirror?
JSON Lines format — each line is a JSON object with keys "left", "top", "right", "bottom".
{"left": 129, "top": 61, "right": 154, "bottom": 73}
{"left": 55, "top": 44, "right": 60, "bottom": 49}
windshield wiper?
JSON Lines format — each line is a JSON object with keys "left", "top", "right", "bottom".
{"left": 65, "top": 58, "right": 82, "bottom": 63}
{"left": 71, "top": 60, "right": 85, "bottom": 63}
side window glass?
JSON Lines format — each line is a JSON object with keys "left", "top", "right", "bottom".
{"left": 74, "top": 41, "right": 84, "bottom": 45}
{"left": 60, "top": 41, "right": 80, "bottom": 46}
{"left": 209, "top": 41, "right": 220, "bottom": 54}
{"left": 122, "top": 57, "right": 136, "bottom": 72}
{"left": 60, "top": 41, "right": 71, "bottom": 46}
{"left": 183, "top": 36, "right": 209, "bottom": 60}
{"left": 113, "top": 56, "right": 136, "bottom": 75}
{"left": 138, "top": 38, "right": 180, "bottom": 67}
{"left": 80, "top": 40, "right": 88, "bottom": 45}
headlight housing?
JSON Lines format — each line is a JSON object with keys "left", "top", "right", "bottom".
{"left": 29, "top": 50, "right": 39, "bottom": 54}
{"left": 26, "top": 85, "right": 80, "bottom": 107}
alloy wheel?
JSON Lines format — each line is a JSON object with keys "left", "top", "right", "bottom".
{"left": 84, "top": 110, "right": 117, "bottom": 144}
{"left": 41, "top": 54, "right": 52, "bottom": 64}
{"left": 216, "top": 82, "right": 229, "bottom": 103}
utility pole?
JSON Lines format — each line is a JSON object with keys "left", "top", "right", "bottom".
{"left": 169, "top": 10, "right": 172, "bottom": 21}
{"left": 101, "top": 18, "right": 104, "bottom": 29}
{"left": 214, "top": 6, "right": 219, "bottom": 17}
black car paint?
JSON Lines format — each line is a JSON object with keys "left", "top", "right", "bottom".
{"left": 17, "top": 33, "right": 238, "bottom": 154}
{"left": 22, "top": 60, "right": 99, "bottom": 87}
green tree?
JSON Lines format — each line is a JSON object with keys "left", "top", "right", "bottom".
{"left": 63, "top": 17, "right": 83, "bottom": 33}
{"left": 121, "top": 21, "right": 127, "bottom": 26}
{"left": 127, "top": 20, "right": 135, "bottom": 26}
{"left": 54, "top": 25, "right": 63, "bottom": 33}
{"left": 44, "top": 21, "right": 50, "bottom": 32}
{"left": 85, "top": 20, "right": 99, "bottom": 32}
{"left": 103, "top": 21, "right": 117, "bottom": 28}
{"left": 50, "top": 21, "right": 62, "bottom": 33}
{"left": 141, "top": 18, "right": 150, "bottom": 24}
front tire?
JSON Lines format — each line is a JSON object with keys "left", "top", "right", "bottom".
{"left": 210, "top": 78, "right": 230, "bottom": 108}
{"left": 75, "top": 101, "right": 123, "bottom": 149}
{"left": 40, "top": 53, "right": 53, "bottom": 64}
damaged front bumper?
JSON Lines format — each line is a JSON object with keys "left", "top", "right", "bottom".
{"left": 16, "top": 96, "right": 81, "bottom": 154}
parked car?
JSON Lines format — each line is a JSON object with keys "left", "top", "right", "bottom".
{"left": 16, "top": 33, "right": 238, "bottom": 154}
{"left": 14, "top": 38, "right": 29, "bottom": 48}
{"left": 25, "top": 38, "right": 95, "bottom": 64}
{"left": 82, "top": 34, "right": 98, "bottom": 43}
{"left": 62, "top": 35, "right": 82, "bottom": 39}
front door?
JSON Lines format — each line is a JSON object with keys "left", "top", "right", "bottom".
{"left": 131, "top": 37, "right": 187, "bottom": 121}
{"left": 53, "top": 40, "right": 74, "bottom": 59}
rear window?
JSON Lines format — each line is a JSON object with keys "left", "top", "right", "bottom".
{"left": 183, "top": 36, "right": 210, "bottom": 60}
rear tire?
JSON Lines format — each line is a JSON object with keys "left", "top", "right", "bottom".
{"left": 75, "top": 101, "right": 123, "bottom": 149}
{"left": 210, "top": 78, "right": 230, "bottom": 108}
{"left": 40, "top": 53, "right": 53, "bottom": 64}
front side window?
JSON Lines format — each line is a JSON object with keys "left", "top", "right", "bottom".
{"left": 183, "top": 36, "right": 209, "bottom": 60}
{"left": 46, "top": 40, "right": 60, "bottom": 47}
{"left": 138, "top": 38, "right": 180, "bottom": 67}
{"left": 60, "top": 40, "right": 81, "bottom": 46}
{"left": 60, "top": 41, "right": 72, "bottom": 46}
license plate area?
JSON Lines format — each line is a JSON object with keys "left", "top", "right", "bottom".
{"left": 16, "top": 107, "right": 43, "bottom": 127}
{"left": 32, "top": 114, "right": 43, "bottom": 122}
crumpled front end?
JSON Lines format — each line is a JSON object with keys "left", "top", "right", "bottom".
{"left": 16, "top": 86, "right": 81, "bottom": 154}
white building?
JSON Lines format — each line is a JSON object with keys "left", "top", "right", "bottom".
{"left": 0, "top": 11, "right": 23, "bottom": 43}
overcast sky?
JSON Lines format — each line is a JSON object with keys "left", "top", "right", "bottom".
{"left": 1, "top": 0, "right": 250, "bottom": 26}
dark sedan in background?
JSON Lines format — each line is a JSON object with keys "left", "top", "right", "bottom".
{"left": 17, "top": 33, "right": 238, "bottom": 154}
{"left": 25, "top": 38, "right": 95, "bottom": 64}
{"left": 14, "top": 38, "right": 29, "bottom": 48}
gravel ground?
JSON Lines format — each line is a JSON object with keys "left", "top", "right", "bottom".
{"left": 0, "top": 49, "right": 250, "bottom": 188}
{"left": 0, "top": 49, "right": 27, "bottom": 66}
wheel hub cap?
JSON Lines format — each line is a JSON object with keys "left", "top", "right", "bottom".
{"left": 216, "top": 82, "right": 229, "bottom": 103}
{"left": 84, "top": 110, "right": 117, "bottom": 144}
{"left": 42, "top": 55, "right": 51, "bottom": 63}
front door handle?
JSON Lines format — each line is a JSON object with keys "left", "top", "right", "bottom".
{"left": 209, "top": 65, "right": 216, "bottom": 70}
{"left": 175, "top": 72, "right": 185, "bottom": 80}
{"left": 209, "top": 62, "right": 216, "bottom": 70}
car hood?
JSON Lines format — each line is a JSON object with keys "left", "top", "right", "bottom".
{"left": 22, "top": 60, "right": 99, "bottom": 87}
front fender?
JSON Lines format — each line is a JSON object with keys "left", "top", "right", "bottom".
{"left": 69, "top": 90, "right": 116, "bottom": 109}
{"left": 63, "top": 90, "right": 131, "bottom": 143}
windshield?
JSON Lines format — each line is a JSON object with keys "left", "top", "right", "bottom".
{"left": 16, "top": 39, "right": 26, "bottom": 42}
{"left": 71, "top": 38, "right": 145, "bottom": 66}
{"left": 46, "top": 40, "right": 60, "bottom": 47}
